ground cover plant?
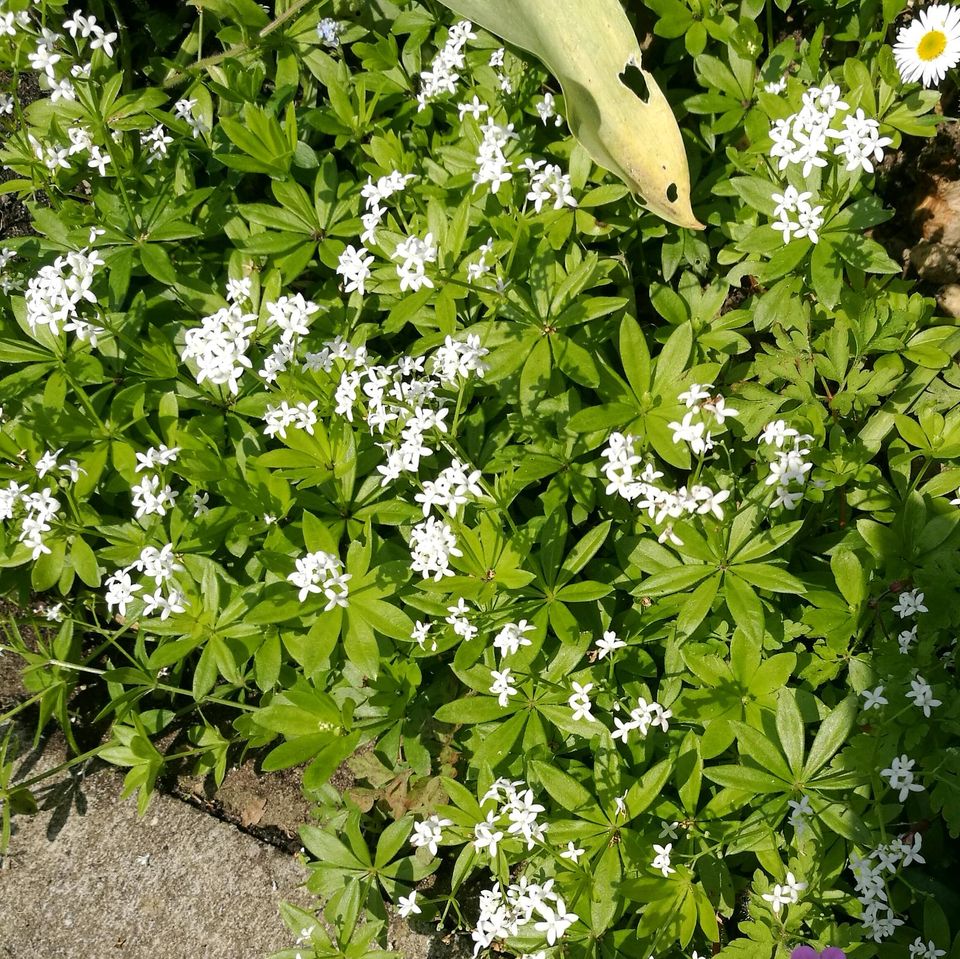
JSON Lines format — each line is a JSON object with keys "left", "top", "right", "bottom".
{"left": 0, "top": 0, "right": 959, "bottom": 957}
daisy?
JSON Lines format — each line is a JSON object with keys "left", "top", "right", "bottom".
{"left": 894, "top": 3, "right": 960, "bottom": 87}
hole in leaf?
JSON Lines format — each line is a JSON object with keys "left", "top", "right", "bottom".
{"left": 666, "top": 182, "right": 678, "bottom": 203}
{"left": 618, "top": 62, "right": 650, "bottom": 104}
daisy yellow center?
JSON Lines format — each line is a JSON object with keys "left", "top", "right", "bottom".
{"left": 917, "top": 29, "right": 948, "bottom": 61}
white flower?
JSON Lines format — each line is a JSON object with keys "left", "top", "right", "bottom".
{"left": 409, "top": 516, "right": 463, "bottom": 580}
{"left": 131, "top": 474, "right": 178, "bottom": 518}
{"left": 36, "top": 448, "right": 62, "bottom": 478}
{"left": 180, "top": 304, "right": 256, "bottom": 394}
{"left": 135, "top": 445, "right": 181, "bottom": 473}
{"left": 457, "top": 95, "right": 488, "bottom": 121}
{"left": 393, "top": 232, "right": 438, "bottom": 292}
{"left": 105, "top": 570, "right": 141, "bottom": 617}
{"left": 764, "top": 76, "right": 787, "bottom": 94}
{"left": 287, "top": 550, "right": 350, "bottom": 609}
{"left": 892, "top": 588, "right": 927, "bottom": 618}
{"left": 568, "top": 681, "right": 595, "bottom": 722}
{"left": 535, "top": 91, "right": 562, "bottom": 126}
{"left": 894, "top": 4, "right": 960, "bottom": 87}
{"left": 759, "top": 420, "right": 799, "bottom": 448}
{"left": 410, "top": 814, "right": 452, "bottom": 856}
{"left": 861, "top": 685, "right": 888, "bottom": 710}
{"left": 133, "top": 544, "right": 184, "bottom": 586}
{"left": 532, "top": 898, "right": 577, "bottom": 946}
{"left": 493, "top": 620, "right": 535, "bottom": 657}
{"left": 898, "top": 625, "right": 917, "bottom": 654}
{"left": 678, "top": 383, "right": 712, "bottom": 408}
{"left": 595, "top": 630, "right": 626, "bottom": 659}
{"left": 473, "top": 813, "right": 504, "bottom": 857}
{"left": 880, "top": 753, "right": 925, "bottom": 802}
{"left": 490, "top": 667, "right": 519, "bottom": 707}
{"left": 829, "top": 108, "right": 892, "bottom": 173}
{"left": 906, "top": 674, "right": 941, "bottom": 717}
{"left": 525, "top": 162, "right": 577, "bottom": 213}
{"left": 559, "top": 840, "right": 584, "bottom": 862}
{"left": 909, "top": 938, "right": 946, "bottom": 959}
{"left": 651, "top": 842, "right": 675, "bottom": 877}
{"left": 397, "top": 890, "right": 421, "bottom": 918}
{"left": 337, "top": 244, "right": 374, "bottom": 296}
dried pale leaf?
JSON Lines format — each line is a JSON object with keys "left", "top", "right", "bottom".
{"left": 436, "top": 0, "right": 702, "bottom": 229}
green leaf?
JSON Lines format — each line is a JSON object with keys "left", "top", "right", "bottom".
{"left": 831, "top": 550, "right": 866, "bottom": 608}
{"left": 531, "top": 759, "right": 599, "bottom": 815}
{"left": 558, "top": 520, "right": 612, "bottom": 584}
{"left": 624, "top": 757, "right": 674, "bottom": 820}
{"left": 652, "top": 322, "right": 693, "bottom": 396}
{"left": 435, "top": 696, "right": 515, "bottom": 724}
{"left": 375, "top": 818, "right": 414, "bottom": 868}
{"left": 802, "top": 695, "right": 858, "bottom": 779}
{"left": 640, "top": 564, "right": 712, "bottom": 597}
{"left": 732, "top": 722, "right": 793, "bottom": 783}
{"left": 676, "top": 573, "right": 720, "bottom": 636}
{"left": 775, "top": 689, "right": 805, "bottom": 776}
{"left": 619, "top": 314, "right": 651, "bottom": 396}
{"left": 702, "top": 764, "right": 788, "bottom": 792}
{"left": 723, "top": 573, "right": 764, "bottom": 644}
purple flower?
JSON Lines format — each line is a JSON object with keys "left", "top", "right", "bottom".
{"left": 791, "top": 948, "right": 845, "bottom": 959}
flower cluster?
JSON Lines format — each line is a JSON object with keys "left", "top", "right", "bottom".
{"left": 610, "top": 695, "right": 672, "bottom": 742}
{"left": 286, "top": 550, "right": 350, "bottom": 609}
{"left": 473, "top": 118, "right": 517, "bottom": 193}
{"left": 140, "top": 123, "right": 173, "bottom": 164}
{"left": 761, "top": 871, "right": 807, "bottom": 914}
{"left": 259, "top": 293, "right": 320, "bottom": 383}
{"left": 471, "top": 875, "right": 577, "bottom": 953}
{"left": 771, "top": 185, "right": 825, "bottom": 244}
{"left": 262, "top": 400, "right": 319, "bottom": 440}
{"left": 130, "top": 474, "right": 179, "bottom": 519}
{"left": 475, "top": 777, "right": 549, "bottom": 856}
{"left": 173, "top": 97, "right": 210, "bottom": 138}
{"left": 0, "top": 483, "right": 61, "bottom": 560}
{"left": 669, "top": 383, "right": 740, "bottom": 454}
{"left": 180, "top": 301, "right": 257, "bottom": 395}
{"left": 25, "top": 248, "right": 105, "bottom": 344}
{"left": 849, "top": 833, "right": 926, "bottom": 941}
{"left": 409, "top": 515, "right": 463, "bottom": 581}
{"left": 416, "top": 19, "right": 476, "bottom": 109}
{"left": 524, "top": 160, "right": 577, "bottom": 213}
{"left": 359, "top": 169, "right": 415, "bottom": 247}
{"left": 410, "top": 813, "right": 452, "bottom": 856}
{"left": 767, "top": 83, "right": 890, "bottom": 244}
{"left": 879, "top": 753, "right": 924, "bottom": 803}
{"left": 105, "top": 542, "right": 186, "bottom": 622}
{"left": 415, "top": 459, "right": 483, "bottom": 518}
{"left": 392, "top": 231, "right": 438, "bottom": 292}
{"left": 758, "top": 420, "right": 814, "bottom": 509}
{"left": 769, "top": 84, "right": 849, "bottom": 175}
{"left": 600, "top": 432, "right": 730, "bottom": 544}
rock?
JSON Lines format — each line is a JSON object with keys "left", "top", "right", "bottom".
{"left": 937, "top": 283, "right": 960, "bottom": 317}
{"left": 910, "top": 239, "right": 960, "bottom": 284}
{"left": 915, "top": 177, "right": 960, "bottom": 248}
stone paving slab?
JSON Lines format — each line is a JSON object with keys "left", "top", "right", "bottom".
{"left": 0, "top": 727, "right": 473, "bottom": 959}
{"left": 0, "top": 732, "right": 311, "bottom": 959}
